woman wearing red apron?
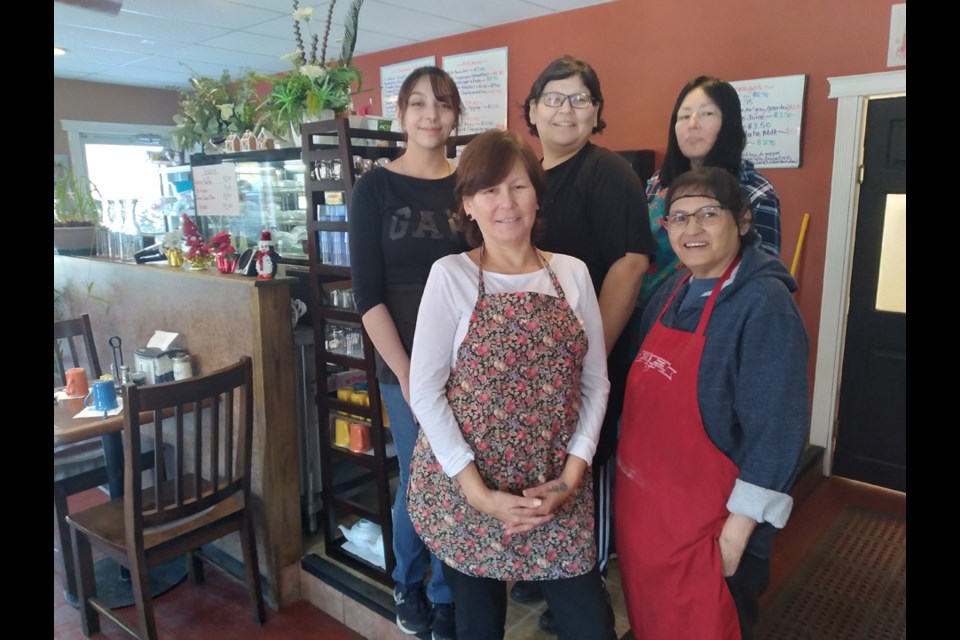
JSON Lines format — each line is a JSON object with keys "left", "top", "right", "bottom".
{"left": 408, "top": 129, "right": 616, "bottom": 639}
{"left": 616, "top": 167, "right": 809, "bottom": 639}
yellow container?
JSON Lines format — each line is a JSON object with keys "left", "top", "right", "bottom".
{"left": 337, "top": 387, "right": 354, "bottom": 402}
{"left": 350, "top": 390, "right": 369, "bottom": 407}
{"left": 334, "top": 418, "right": 350, "bottom": 448}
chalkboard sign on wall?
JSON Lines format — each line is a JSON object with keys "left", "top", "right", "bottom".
{"left": 730, "top": 74, "right": 807, "bottom": 169}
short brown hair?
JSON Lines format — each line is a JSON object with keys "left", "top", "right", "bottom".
{"left": 454, "top": 129, "right": 547, "bottom": 247}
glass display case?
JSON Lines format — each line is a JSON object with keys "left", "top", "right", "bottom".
{"left": 189, "top": 148, "right": 307, "bottom": 260}
{"left": 155, "top": 164, "right": 195, "bottom": 235}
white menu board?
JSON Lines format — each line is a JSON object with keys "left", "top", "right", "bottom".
{"left": 730, "top": 74, "right": 807, "bottom": 169}
{"left": 193, "top": 163, "right": 240, "bottom": 216}
{"left": 380, "top": 56, "right": 436, "bottom": 120}
{"left": 442, "top": 47, "right": 508, "bottom": 135}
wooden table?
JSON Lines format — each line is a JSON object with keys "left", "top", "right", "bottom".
{"left": 54, "top": 393, "right": 128, "bottom": 501}
{"left": 54, "top": 395, "right": 124, "bottom": 447}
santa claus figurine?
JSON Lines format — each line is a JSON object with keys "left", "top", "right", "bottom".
{"left": 254, "top": 230, "right": 280, "bottom": 280}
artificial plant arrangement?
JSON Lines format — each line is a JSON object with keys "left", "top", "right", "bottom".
{"left": 180, "top": 213, "right": 214, "bottom": 270}
{"left": 171, "top": 68, "right": 262, "bottom": 152}
{"left": 54, "top": 163, "right": 102, "bottom": 227}
{"left": 259, "top": 0, "right": 365, "bottom": 139}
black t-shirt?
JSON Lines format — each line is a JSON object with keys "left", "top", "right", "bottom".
{"left": 348, "top": 166, "right": 467, "bottom": 384}
{"left": 538, "top": 142, "right": 655, "bottom": 295}
{"left": 538, "top": 142, "right": 656, "bottom": 460}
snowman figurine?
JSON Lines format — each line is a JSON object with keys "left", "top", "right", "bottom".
{"left": 254, "top": 230, "right": 279, "bottom": 280}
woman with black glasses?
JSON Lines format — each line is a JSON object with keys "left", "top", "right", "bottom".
{"left": 616, "top": 167, "right": 808, "bottom": 640}
{"left": 509, "top": 55, "right": 655, "bottom": 633}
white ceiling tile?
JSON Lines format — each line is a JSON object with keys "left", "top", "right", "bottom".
{"left": 54, "top": 0, "right": 615, "bottom": 89}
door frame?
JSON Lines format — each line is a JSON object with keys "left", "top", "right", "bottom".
{"left": 812, "top": 70, "right": 905, "bottom": 476}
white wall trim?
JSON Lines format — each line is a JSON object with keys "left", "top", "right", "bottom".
{"left": 59, "top": 119, "right": 175, "bottom": 177}
{"left": 813, "top": 69, "right": 905, "bottom": 475}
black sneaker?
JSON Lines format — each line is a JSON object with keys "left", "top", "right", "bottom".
{"left": 394, "top": 583, "right": 431, "bottom": 635}
{"left": 431, "top": 602, "right": 456, "bottom": 640}
{"left": 509, "top": 580, "right": 544, "bottom": 604}
{"left": 538, "top": 608, "right": 558, "bottom": 635}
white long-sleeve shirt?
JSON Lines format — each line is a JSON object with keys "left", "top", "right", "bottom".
{"left": 409, "top": 252, "right": 610, "bottom": 478}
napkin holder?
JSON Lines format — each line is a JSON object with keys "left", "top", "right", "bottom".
{"left": 134, "top": 347, "right": 187, "bottom": 384}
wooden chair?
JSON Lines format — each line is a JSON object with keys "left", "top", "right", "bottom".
{"left": 53, "top": 313, "right": 114, "bottom": 601}
{"left": 67, "top": 355, "right": 266, "bottom": 639}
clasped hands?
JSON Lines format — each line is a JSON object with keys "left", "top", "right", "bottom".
{"left": 456, "top": 456, "right": 588, "bottom": 536}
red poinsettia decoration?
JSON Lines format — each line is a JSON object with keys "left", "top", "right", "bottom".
{"left": 207, "top": 230, "right": 236, "bottom": 260}
{"left": 181, "top": 212, "right": 210, "bottom": 259}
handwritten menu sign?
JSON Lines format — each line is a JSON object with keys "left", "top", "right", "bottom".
{"left": 193, "top": 163, "right": 240, "bottom": 216}
{"left": 380, "top": 56, "right": 436, "bottom": 120}
{"left": 442, "top": 47, "right": 508, "bottom": 135}
{"left": 730, "top": 74, "right": 807, "bottom": 169}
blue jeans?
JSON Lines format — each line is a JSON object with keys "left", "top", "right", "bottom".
{"left": 381, "top": 383, "right": 453, "bottom": 605}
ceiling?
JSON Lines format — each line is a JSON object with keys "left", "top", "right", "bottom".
{"left": 54, "top": 0, "right": 617, "bottom": 90}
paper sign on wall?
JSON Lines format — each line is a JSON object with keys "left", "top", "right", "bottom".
{"left": 380, "top": 56, "right": 436, "bottom": 120}
{"left": 730, "top": 75, "right": 807, "bottom": 169}
{"left": 888, "top": 4, "right": 906, "bottom": 67}
{"left": 193, "top": 163, "right": 240, "bottom": 216}
{"left": 442, "top": 47, "right": 508, "bottom": 135}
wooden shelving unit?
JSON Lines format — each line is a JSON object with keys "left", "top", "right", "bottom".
{"left": 300, "top": 118, "right": 475, "bottom": 584}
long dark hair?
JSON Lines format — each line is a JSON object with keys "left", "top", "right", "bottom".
{"left": 396, "top": 66, "right": 465, "bottom": 132}
{"left": 522, "top": 55, "right": 606, "bottom": 137}
{"left": 454, "top": 129, "right": 547, "bottom": 247}
{"left": 659, "top": 76, "right": 745, "bottom": 187}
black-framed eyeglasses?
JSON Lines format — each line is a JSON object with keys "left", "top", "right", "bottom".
{"left": 538, "top": 92, "right": 596, "bottom": 109}
{"left": 660, "top": 205, "right": 729, "bottom": 230}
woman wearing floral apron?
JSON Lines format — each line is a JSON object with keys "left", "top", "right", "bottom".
{"left": 408, "top": 129, "right": 616, "bottom": 640}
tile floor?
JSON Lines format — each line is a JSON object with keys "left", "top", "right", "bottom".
{"left": 55, "top": 475, "right": 906, "bottom": 639}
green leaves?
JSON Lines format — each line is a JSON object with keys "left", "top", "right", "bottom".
{"left": 54, "top": 164, "right": 102, "bottom": 226}
{"left": 341, "top": 0, "right": 365, "bottom": 66}
{"left": 171, "top": 68, "right": 262, "bottom": 151}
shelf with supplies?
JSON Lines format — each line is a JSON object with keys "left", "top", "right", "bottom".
{"left": 301, "top": 118, "right": 476, "bottom": 585}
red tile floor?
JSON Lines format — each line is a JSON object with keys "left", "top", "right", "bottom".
{"left": 54, "top": 487, "right": 363, "bottom": 640}
{"left": 56, "top": 474, "right": 906, "bottom": 639}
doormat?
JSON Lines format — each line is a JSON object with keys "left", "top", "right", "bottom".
{"left": 756, "top": 505, "right": 906, "bottom": 639}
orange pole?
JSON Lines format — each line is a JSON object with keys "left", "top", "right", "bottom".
{"left": 791, "top": 213, "right": 810, "bottom": 278}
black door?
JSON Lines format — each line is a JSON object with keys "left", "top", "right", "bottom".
{"left": 832, "top": 96, "right": 906, "bottom": 492}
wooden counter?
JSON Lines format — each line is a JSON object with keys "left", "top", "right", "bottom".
{"left": 54, "top": 256, "right": 303, "bottom": 608}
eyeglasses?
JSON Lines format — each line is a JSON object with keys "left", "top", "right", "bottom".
{"left": 660, "top": 205, "right": 729, "bottom": 230}
{"left": 538, "top": 92, "right": 596, "bottom": 109}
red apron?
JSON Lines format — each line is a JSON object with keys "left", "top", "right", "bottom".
{"left": 615, "top": 258, "right": 741, "bottom": 640}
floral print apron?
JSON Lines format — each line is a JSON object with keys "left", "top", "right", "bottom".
{"left": 408, "top": 251, "right": 596, "bottom": 581}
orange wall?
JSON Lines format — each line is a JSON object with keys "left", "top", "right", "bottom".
{"left": 350, "top": 0, "right": 903, "bottom": 374}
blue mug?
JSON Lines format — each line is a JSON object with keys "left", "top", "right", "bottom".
{"left": 84, "top": 379, "right": 119, "bottom": 413}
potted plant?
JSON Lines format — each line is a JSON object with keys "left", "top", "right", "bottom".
{"left": 171, "top": 68, "right": 262, "bottom": 152}
{"left": 54, "top": 162, "right": 102, "bottom": 256}
{"left": 259, "top": 0, "right": 365, "bottom": 143}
